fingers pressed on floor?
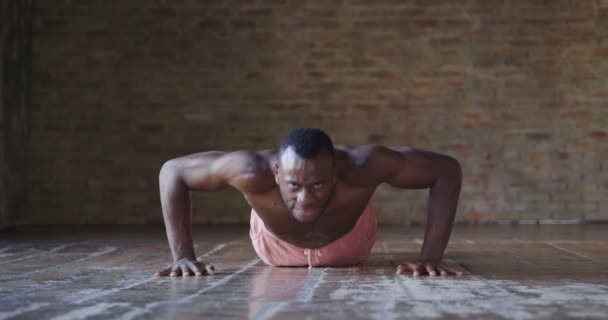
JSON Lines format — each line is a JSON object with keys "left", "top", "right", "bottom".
{"left": 181, "top": 265, "right": 191, "bottom": 277}
{"left": 186, "top": 261, "right": 202, "bottom": 276}
{"left": 156, "top": 268, "right": 171, "bottom": 277}
{"left": 205, "top": 264, "right": 215, "bottom": 275}
{"left": 406, "top": 263, "right": 421, "bottom": 275}
{"left": 446, "top": 266, "right": 464, "bottom": 276}
{"left": 396, "top": 265, "right": 408, "bottom": 275}
{"left": 170, "top": 266, "right": 181, "bottom": 277}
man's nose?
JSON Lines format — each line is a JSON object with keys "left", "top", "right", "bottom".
{"left": 297, "top": 189, "right": 315, "bottom": 205}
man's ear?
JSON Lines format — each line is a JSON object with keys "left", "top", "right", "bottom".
{"left": 273, "top": 163, "right": 280, "bottom": 184}
{"left": 333, "top": 161, "right": 337, "bottom": 183}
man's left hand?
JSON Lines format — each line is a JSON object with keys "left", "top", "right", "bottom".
{"left": 396, "top": 260, "right": 464, "bottom": 277}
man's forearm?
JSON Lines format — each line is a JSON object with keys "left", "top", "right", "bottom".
{"left": 159, "top": 165, "right": 196, "bottom": 261}
{"left": 420, "top": 162, "right": 462, "bottom": 262}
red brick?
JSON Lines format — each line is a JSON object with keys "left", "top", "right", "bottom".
{"left": 231, "top": 20, "right": 256, "bottom": 29}
{"left": 590, "top": 131, "right": 607, "bottom": 139}
{"left": 526, "top": 133, "right": 552, "bottom": 140}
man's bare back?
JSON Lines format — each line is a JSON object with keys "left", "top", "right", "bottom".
{"left": 156, "top": 128, "right": 463, "bottom": 277}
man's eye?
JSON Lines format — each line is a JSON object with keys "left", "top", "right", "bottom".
{"left": 313, "top": 183, "right": 323, "bottom": 189}
{"left": 288, "top": 183, "right": 299, "bottom": 188}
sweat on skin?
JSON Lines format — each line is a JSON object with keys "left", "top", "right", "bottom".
{"left": 156, "top": 128, "right": 463, "bottom": 277}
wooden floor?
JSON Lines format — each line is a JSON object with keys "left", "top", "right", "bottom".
{"left": 1, "top": 225, "right": 607, "bottom": 320}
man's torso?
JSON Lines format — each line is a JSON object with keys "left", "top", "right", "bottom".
{"left": 241, "top": 147, "right": 380, "bottom": 248}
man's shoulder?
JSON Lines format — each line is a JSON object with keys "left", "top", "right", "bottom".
{"left": 334, "top": 144, "right": 394, "bottom": 187}
{"left": 218, "top": 149, "right": 274, "bottom": 168}
{"left": 335, "top": 144, "right": 394, "bottom": 166}
{"left": 215, "top": 149, "right": 276, "bottom": 193}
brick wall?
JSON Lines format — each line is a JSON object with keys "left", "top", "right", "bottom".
{"left": 27, "top": 0, "right": 607, "bottom": 225}
{"left": 1, "top": 0, "right": 32, "bottom": 229}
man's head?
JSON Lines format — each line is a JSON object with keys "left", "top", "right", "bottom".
{"left": 274, "top": 128, "right": 337, "bottom": 223}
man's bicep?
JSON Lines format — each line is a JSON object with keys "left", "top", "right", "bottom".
{"left": 161, "top": 151, "right": 230, "bottom": 191}
{"left": 372, "top": 146, "right": 446, "bottom": 189}
{"left": 184, "top": 151, "right": 273, "bottom": 193}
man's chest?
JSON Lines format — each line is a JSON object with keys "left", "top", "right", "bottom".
{"left": 244, "top": 186, "right": 375, "bottom": 248}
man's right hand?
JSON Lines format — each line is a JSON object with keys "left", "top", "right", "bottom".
{"left": 155, "top": 258, "right": 215, "bottom": 277}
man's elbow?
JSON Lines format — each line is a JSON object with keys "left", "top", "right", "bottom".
{"left": 444, "top": 156, "right": 462, "bottom": 185}
{"left": 159, "top": 159, "right": 182, "bottom": 185}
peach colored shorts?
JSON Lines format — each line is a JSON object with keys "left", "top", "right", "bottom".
{"left": 249, "top": 205, "right": 377, "bottom": 268}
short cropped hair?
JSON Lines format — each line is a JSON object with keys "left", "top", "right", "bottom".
{"left": 279, "top": 128, "right": 335, "bottom": 159}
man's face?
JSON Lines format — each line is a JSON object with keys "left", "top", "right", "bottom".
{"left": 274, "top": 147, "right": 336, "bottom": 224}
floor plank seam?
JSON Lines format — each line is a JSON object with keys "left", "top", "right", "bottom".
{"left": 546, "top": 242, "right": 607, "bottom": 266}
